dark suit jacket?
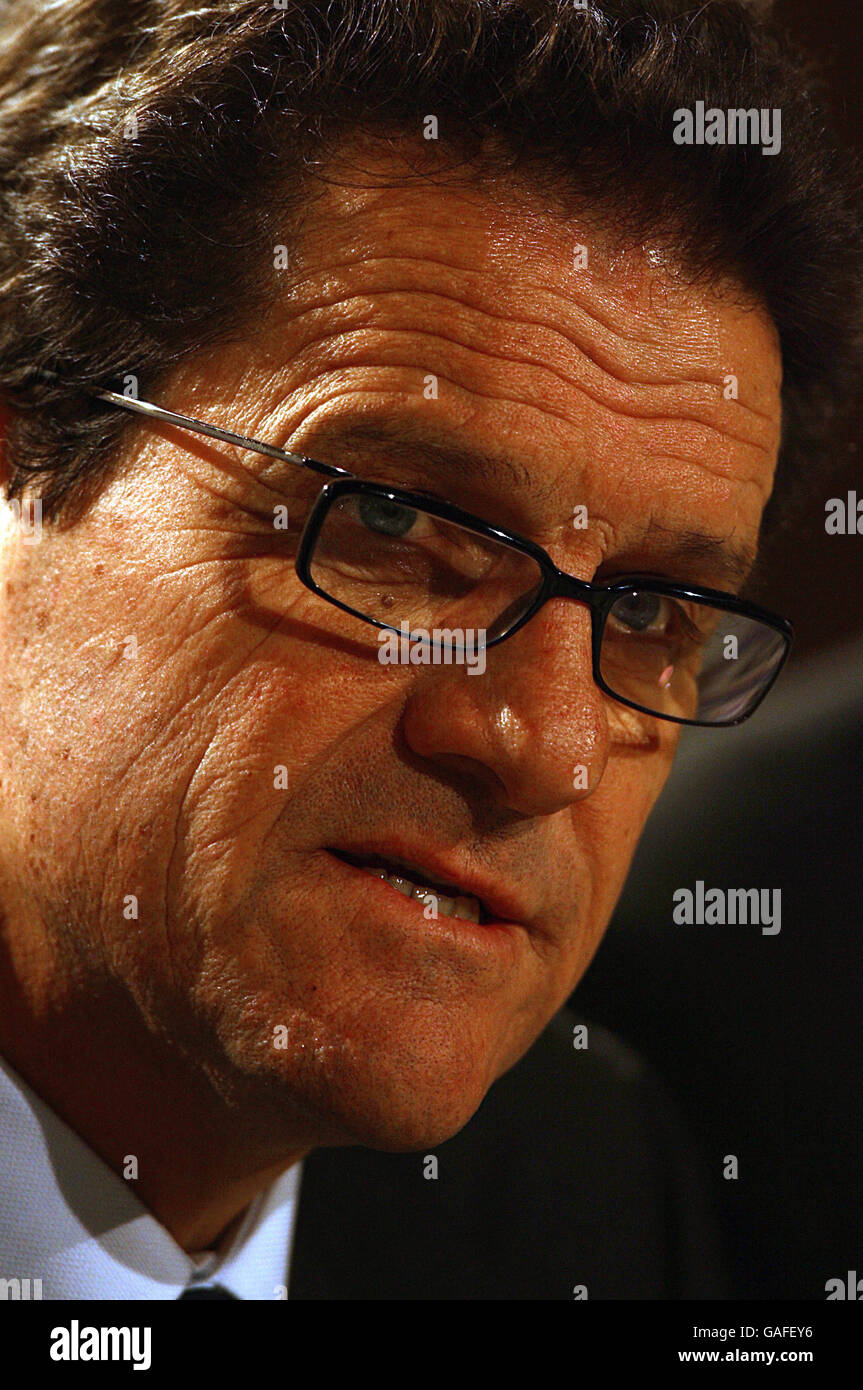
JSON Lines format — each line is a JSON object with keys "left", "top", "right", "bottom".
{"left": 289, "top": 1008, "right": 727, "bottom": 1299}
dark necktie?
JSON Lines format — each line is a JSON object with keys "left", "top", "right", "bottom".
{"left": 179, "top": 1286, "right": 239, "bottom": 1299}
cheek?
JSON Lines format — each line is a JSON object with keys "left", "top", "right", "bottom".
{"left": 5, "top": 519, "right": 396, "bottom": 926}
{"left": 162, "top": 626, "right": 402, "bottom": 932}
{"left": 567, "top": 742, "right": 676, "bottom": 964}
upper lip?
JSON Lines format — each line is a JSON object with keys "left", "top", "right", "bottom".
{"left": 328, "top": 841, "right": 535, "bottom": 927}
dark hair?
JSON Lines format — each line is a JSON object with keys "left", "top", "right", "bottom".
{"left": 0, "top": 0, "right": 860, "bottom": 527}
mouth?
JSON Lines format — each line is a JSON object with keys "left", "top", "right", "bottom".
{"left": 328, "top": 848, "right": 491, "bottom": 924}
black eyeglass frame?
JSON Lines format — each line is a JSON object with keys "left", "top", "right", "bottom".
{"left": 84, "top": 383, "right": 794, "bottom": 728}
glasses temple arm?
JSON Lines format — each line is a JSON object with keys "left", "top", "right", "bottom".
{"left": 21, "top": 368, "right": 349, "bottom": 482}
{"left": 88, "top": 386, "right": 350, "bottom": 480}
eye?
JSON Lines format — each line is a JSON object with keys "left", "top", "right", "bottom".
{"left": 609, "top": 590, "right": 671, "bottom": 634}
{"left": 356, "top": 494, "right": 420, "bottom": 538}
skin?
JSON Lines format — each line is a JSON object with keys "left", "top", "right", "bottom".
{"left": 0, "top": 136, "right": 782, "bottom": 1253}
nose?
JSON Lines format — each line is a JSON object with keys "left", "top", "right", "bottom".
{"left": 400, "top": 598, "right": 611, "bottom": 818}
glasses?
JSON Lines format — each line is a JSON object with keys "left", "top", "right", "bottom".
{"left": 83, "top": 383, "right": 792, "bottom": 727}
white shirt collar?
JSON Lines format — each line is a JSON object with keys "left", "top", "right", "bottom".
{"left": 0, "top": 1051, "right": 302, "bottom": 1300}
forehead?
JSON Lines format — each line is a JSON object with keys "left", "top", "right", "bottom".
{"left": 286, "top": 131, "right": 781, "bottom": 397}
{"left": 228, "top": 133, "right": 782, "bottom": 572}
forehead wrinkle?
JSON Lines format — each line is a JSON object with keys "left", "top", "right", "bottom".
{"left": 282, "top": 262, "right": 767, "bottom": 406}
{"left": 273, "top": 276, "right": 777, "bottom": 458}
{"left": 298, "top": 155, "right": 681, "bottom": 339}
{"left": 287, "top": 251, "right": 687, "bottom": 357}
{"left": 275, "top": 317, "right": 774, "bottom": 466}
{"left": 283, "top": 349, "right": 774, "bottom": 486}
{"left": 289, "top": 172, "right": 779, "bottom": 412}
{"left": 290, "top": 140, "right": 781, "bottom": 404}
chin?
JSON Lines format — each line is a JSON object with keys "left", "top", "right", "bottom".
{"left": 265, "top": 1008, "right": 508, "bottom": 1154}
{"left": 197, "top": 958, "right": 536, "bottom": 1155}
{"left": 318, "top": 1072, "right": 492, "bottom": 1154}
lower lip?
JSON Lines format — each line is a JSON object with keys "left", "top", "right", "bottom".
{"left": 322, "top": 850, "right": 525, "bottom": 966}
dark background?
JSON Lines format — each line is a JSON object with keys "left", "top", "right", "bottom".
{"left": 573, "top": 0, "right": 863, "bottom": 1300}
{"left": 756, "top": 0, "right": 863, "bottom": 659}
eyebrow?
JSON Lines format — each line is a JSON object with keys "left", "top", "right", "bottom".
{"left": 655, "top": 529, "right": 759, "bottom": 591}
{"left": 330, "top": 419, "right": 560, "bottom": 507}
{"left": 323, "top": 420, "right": 758, "bottom": 590}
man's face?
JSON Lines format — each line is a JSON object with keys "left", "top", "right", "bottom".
{"left": 0, "top": 143, "right": 781, "bottom": 1157}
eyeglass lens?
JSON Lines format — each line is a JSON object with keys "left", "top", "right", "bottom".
{"left": 307, "top": 491, "right": 787, "bottom": 724}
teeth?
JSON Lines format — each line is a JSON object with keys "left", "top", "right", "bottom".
{"left": 454, "top": 896, "right": 480, "bottom": 923}
{"left": 389, "top": 875, "right": 414, "bottom": 897}
{"left": 358, "top": 864, "right": 482, "bottom": 921}
{"left": 418, "top": 891, "right": 455, "bottom": 918}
